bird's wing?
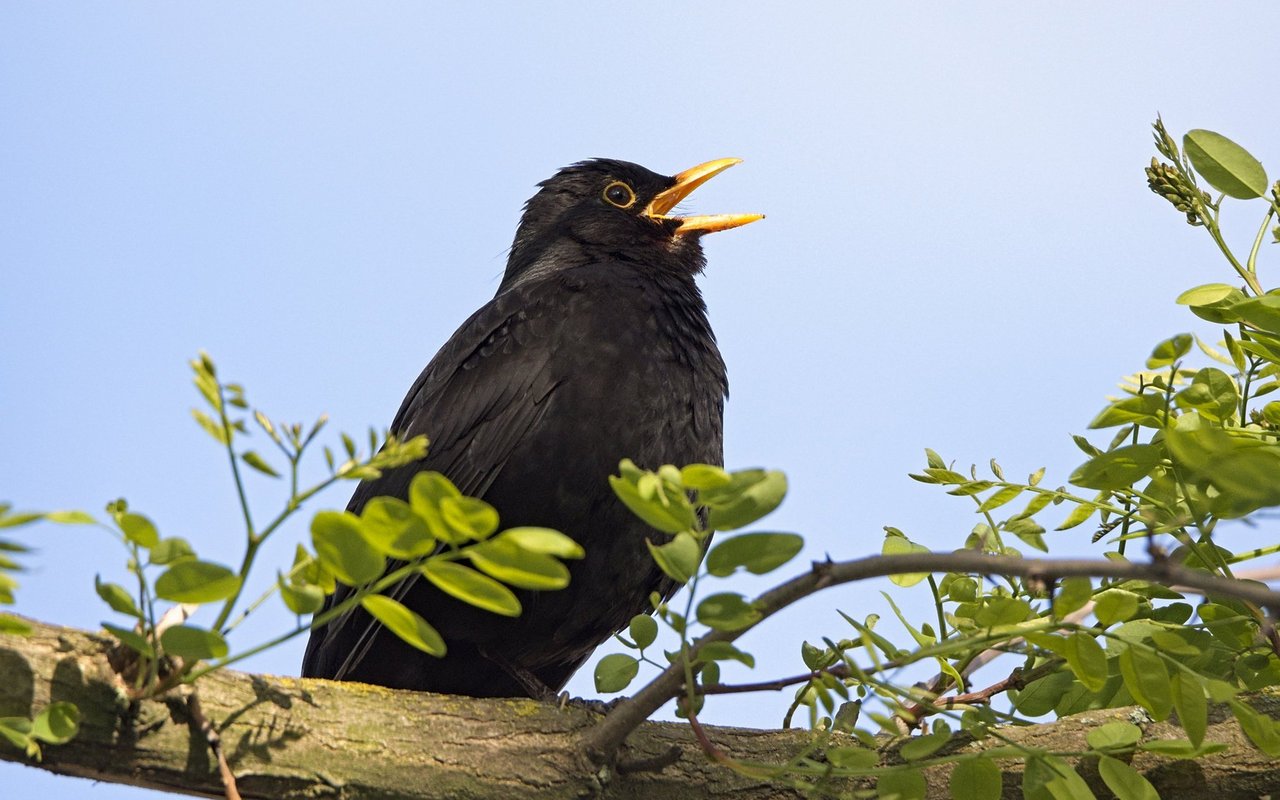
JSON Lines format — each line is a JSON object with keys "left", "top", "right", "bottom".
{"left": 302, "top": 288, "right": 562, "bottom": 679}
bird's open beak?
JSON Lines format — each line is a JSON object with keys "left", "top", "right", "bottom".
{"left": 644, "top": 158, "right": 764, "bottom": 235}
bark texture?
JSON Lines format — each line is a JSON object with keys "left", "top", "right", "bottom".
{"left": 1, "top": 616, "right": 1278, "bottom": 799}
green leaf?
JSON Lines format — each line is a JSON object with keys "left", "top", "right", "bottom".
{"left": 240, "top": 450, "right": 281, "bottom": 478}
{"left": 1175, "top": 368, "right": 1239, "bottom": 422}
{"left": 311, "top": 511, "right": 384, "bottom": 586}
{"left": 1086, "top": 721, "right": 1142, "bottom": 751}
{"left": 704, "top": 532, "right": 803, "bottom": 577}
{"left": 278, "top": 574, "right": 324, "bottom": 615}
{"left": 697, "top": 640, "right": 755, "bottom": 667}
{"left": 1069, "top": 445, "right": 1162, "bottom": 491}
{"left": 1097, "top": 756, "right": 1158, "bottom": 800}
{"left": 877, "top": 768, "right": 926, "bottom": 800}
{"left": 1184, "top": 129, "right": 1269, "bottom": 199}
{"left": 1010, "top": 670, "right": 1075, "bottom": 717}
{"left": 1118, "top": 646, "right": 1171, "bottom": 720}
{"left": 1088, "top": 394, "right": 1166, "bottom": 429}
{"left": 881, "top": 531, "right": 930, "bottom": 587}
{"left": 30, "top": 702, "right": 80, "bottom": 745}
{"left": 899, "top": 731, "right": 949, "bottom": 761}
{"left": 361, "top": 497, "right": 434, "bottom": 559}
{"left": 1233, "top": 295, "right": 1280, "bottom": 336}
{"left": 1062, "top": 632, "right": 1107, "bottom": 693}
{"left": 628, "top": 614, "right": 658, "bottom": 649}
{"left": 1146, "top": 333, "right": 1192, "bottom": 368}
{"left": 1165, "top": 427, "right": 1280, "bottom": 517}
{"left": 1138, "top": 739, "right": 1228, "bottom": 758}
{"left": 1053, "top": 577, "right": 1093, "bottom": 618}
{"left": 1094, "top": 589, "right": 1139, "bottom": 625}
{"left": 950, "top": 757, "right": 1002, "bottom": 800}
{"left": 493, "top": 527, "right": 584, "bottom": 559}
{"left": 43, "top": 510, "right": 96, "bottom": 525}
{"left": 101, "top": 622, "right": 154, "bottom": 658}
{"left": 679, "top": 463, "right": 732, "bottom": 490}
{"left": 159, "top": 624, "right": 229, "bottom": 660}
{"left": 119, "top": 513, "right": 159, "bottom": 549}
{"left": 695, "top": 592, "right": 761, "bottom": 631}
{"left": 703, "top": 469, "right": 788, "bottom": 531}
{"left": 1228, "top": 698, "right": 1280, "bottom": 756}
{"left": 644, "top": 532, "right": 701, "bottom": 584}
{"left": 422, "top": 560, "right": 521, "bottom": 617}
{"left": 0, "top": 614, "right": 33, "bottom": 635}
{"left": 191, "top": 408, "right": 229, "bottom": 444}
{"left": 974, "top": 596, "right": 1031, "bottom": 628}
{"left": 0, "top": 717, "right": 32, "bottom": 750}
{"left": 407, "top": 471, "right": 469, "bottom": 544}
{"left": 440, "top": 495, "right": 500, "bottom": 541}
{"left": 1171, "top": 670, "right": 1207, "bottom": 748}
{"left": 154, "top": 560, "right": 242, "bottom": 603}
{"left": 826, "top": 746, "right": 878, "bottom": 769}
{"left": 1055, "top": 499, "right": 1099, "bottom": 531}
{"left": 609, "top": 473, "right": 693, "bottom": 534}
{"left": 976, "top": 486, "right": 1022, "bottom": 513}
{"left": 94, "top": 576, "right": 142, "bottom": 618}
{"left": 467, "top": 537, "right": 570, "bottom": 590}
{"left": 1177, "top": 283, "right": 1248, "bottom": 323}
{"left": 149, "top": 537, "right": 195, "bottom": 565}
{"left": 360, "top": 594, "right": 445, "bottom": 656}
{"left": 594, "top": 653, "right": 639, "bottom": 693}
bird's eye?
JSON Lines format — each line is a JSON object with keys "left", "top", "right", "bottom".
{"left": 602, "top": 181, "right": 636, "bottom": 209}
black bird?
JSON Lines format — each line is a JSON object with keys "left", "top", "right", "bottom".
{"left": 302, "top": 158, "right": 761, "bottom": 697}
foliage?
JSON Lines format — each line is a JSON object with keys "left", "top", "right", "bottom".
{"left": 1, "top": 119, "right": 1279, "bottom": 800}
{"left": 0, "top": 352, "right": 584, "bottom": 719}
{"left": 599, "top": 119, "right": 1280, "bottom": 798}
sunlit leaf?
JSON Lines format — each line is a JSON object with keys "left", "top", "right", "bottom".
{"left": 703, "top": 469, "right": 788, "bottom": 531}
{"left": 644, "top": 532, "right": 701, "bottom": 584}
{"left": 30, "top": 702, "right": 80, "bottom": 745}
{"left": 94, "top": 576, "right": 142, "bottom": 618}
{"left": 493, "top": 527, "right": 584, "bottom": 559}
{"left": 695, "top": 592, "right": 761, "bottom": 631}
{"left": 119, "top": 513, "right": 159, "bottom": 549}
{"left": 625, "top": 614, "right": 657, "bottom": 650}
{"left": 1069, "top": 445, "right": 1162, "bottom": 491}
{"left": 159, "top": 624, "right": 228, "bottom": 660}
{"left": 361, "top": 497, "right": 434, "bottom": 559}
{"left": 154, "top": 560, "right": 241, "bottom": 603}
{"left": 594, "top": 653, "right": 639, "bottom": 693}
{"left": 1098, "top": 756, "right": 1158, "bottom": 800}
{"left": 240, "top": 450, "right": 281, "bottom": 478}
{"left": 705, "top": 532, "right": 803, "bottom": 577}
{"left": 422, "top": 560, "right": 521, "bottom": 617}
{"left": 311, "top": 511, "right": 384, "bottom": 586}
{"left": 360, "top": 594, "right": 445, "bottom": 656}
{"left": 467, "top": 538, "right": 570, "bottom": 590}
{"left": 1184, "top": 129, "right": 1268, "bottom": 199}
{"left": 950, "top": 756, "right": 1001, "bottom": 800}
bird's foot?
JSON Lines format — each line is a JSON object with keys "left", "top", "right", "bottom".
{"left": 556, "top": 694, "right": 626, "bottom": 715}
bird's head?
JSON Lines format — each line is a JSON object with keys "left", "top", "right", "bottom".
{"left": 501, "top": 158, "right": 762, "bottom": 292}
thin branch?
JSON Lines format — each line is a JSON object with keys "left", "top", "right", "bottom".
{"left": 581, "top": 549, "right": 1280, "bottom": 763}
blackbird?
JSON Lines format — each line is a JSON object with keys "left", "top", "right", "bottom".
{"left": 301, "top": 158, "right": 761, "bottom": 697}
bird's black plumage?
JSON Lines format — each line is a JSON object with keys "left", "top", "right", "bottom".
{"left": 302, "top": 158, "right": 757, "bottom": 697}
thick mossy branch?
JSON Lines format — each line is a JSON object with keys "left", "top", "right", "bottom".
{"left": 2, "top": 616, "right": 1280, "bottom": 799}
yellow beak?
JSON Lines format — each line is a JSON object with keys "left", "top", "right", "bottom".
{"left": 644, "top": 158, "right": 764, "bottom": 235}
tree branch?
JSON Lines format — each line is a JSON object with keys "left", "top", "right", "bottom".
{"left": 583, "top": 551, "right": 1280, "bottom": 760}
{"left": 2, "top": 616, "right": 1280, "bottom": 799}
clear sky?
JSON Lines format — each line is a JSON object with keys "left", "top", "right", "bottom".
{"left": 3, "top": 4, "right": 1279, "bottom": 797}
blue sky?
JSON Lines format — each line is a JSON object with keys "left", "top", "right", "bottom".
{"left": 3, "top": 4, "right": 1279, "bottom": 796}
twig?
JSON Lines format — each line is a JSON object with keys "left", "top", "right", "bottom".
{"left": 580, "top": 550, "right": 1280, "bottom": 763}
{"left": 187, "top": 691, "right": 241, "bottom": 800}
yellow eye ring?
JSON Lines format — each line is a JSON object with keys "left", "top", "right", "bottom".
{"left": 602, "top": 180, "right": 636, "bottom": 209}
